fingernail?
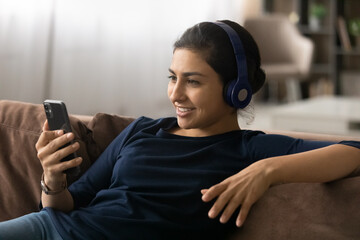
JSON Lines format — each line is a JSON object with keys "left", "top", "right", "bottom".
{"left": 236, "top": 219, "right": 242, "bottom": 227}
{"left": 208, "top": 210, "right": 215, "bottom": 218}
{"left": 67, "top": 133, "right": 73, "bottom": 139}
{"left": 57, "top": 130, "right": 63, "bottom": 135}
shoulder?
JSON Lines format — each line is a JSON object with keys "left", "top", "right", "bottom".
{"left": 242, "top": 129, "right": 296, "bottom": 145}
{"left": 242, "top": 129, "right": 305, "bottom": 149}
{"left": 241, "top": 129, "right": 335, "bottom": 159}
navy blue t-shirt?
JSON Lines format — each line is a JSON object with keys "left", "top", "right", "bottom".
{"left": 43, "top": 117, "right": 359, "bottom": 240}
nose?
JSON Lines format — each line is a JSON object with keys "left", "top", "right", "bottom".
{"left": 168, "top": 80, "right": 186, "bottom": 104}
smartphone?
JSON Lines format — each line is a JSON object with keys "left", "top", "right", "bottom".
{"left": 43, "top": 100, "right": 80, "bottom": 176}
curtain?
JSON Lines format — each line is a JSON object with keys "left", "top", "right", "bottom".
{"left": 0, "top": 0, "right": 256, "bottom": 117}
{"left": 0, "top": 0, "right": 52, "bottom": 103}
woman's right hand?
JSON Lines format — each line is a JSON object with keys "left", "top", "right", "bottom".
{"left": 35, "top": 120, "right": 82, "bottom": 191}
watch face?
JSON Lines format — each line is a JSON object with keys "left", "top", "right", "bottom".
{"left": 40, "top": 174, "right": 67, "bottom": 195}
{"left": 41, "top": 179, "right": 49, "bottom": 194}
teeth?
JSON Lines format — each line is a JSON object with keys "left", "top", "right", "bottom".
{"left": 178, "top": 107, "right": 191, "bottom": 112}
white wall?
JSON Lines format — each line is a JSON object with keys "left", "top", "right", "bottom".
{"left": 0, "top": 0, "right": 260, "bottom": 118}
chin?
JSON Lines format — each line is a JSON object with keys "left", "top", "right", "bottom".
{"left": 176, "top": 118, "right": 194, "bottom": 130}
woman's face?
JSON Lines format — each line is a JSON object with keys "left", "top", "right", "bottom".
{"left": 168, "top": 48, "right": 239, "bottom": 137}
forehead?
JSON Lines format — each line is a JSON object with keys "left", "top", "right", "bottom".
{"left": 170, "top": 49, "right": 213, "bottom": 74}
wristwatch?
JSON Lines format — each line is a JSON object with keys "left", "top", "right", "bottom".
{"left": 40, "top": 173, "right": 67, "bottom": 195}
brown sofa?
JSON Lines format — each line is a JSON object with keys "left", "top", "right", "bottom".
{"left": 1, "top": 100, "right": 360, "bottom": 239}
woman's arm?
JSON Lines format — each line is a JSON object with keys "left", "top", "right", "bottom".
{"left": 201, "top": 144, "right": 360, "bottom": 227}
{"left": 271, "top": 144, "right": 360, "bottom": 184}
{"left": 36, "top": 121, "right": 83, "bottom": 212}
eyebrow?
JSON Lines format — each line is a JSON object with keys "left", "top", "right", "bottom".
{"left": 168, "top": 68, "right": 205, "bottom": 78}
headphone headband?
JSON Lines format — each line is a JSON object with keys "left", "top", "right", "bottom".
{"left": 213, "top": 21, "right": 252, "bottom": 109}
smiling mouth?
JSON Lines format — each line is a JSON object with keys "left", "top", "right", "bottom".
{"left": 176, "top": 106, "right": 195, "bottom": 116}
{"left": 178, "top": 107, "right": 193, "bottom": 112}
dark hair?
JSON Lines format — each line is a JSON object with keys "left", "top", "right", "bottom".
{"left": 173, "top": 20, "right": 265, "bottom": 95}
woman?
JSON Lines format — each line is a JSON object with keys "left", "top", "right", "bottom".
{"left": 1, "top": 20, "right": 359, "bottom": 240}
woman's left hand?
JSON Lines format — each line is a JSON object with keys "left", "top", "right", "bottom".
{"left": 201, "top": 159, "right": 275, "bottom": 227}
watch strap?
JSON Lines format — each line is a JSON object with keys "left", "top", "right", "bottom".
{"left": 40, "top": 173, "right": 67, "bottom": 195}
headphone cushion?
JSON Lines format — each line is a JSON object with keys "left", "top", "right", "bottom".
{"left": 223, "top": 80, "right": 236, "bottom": 107}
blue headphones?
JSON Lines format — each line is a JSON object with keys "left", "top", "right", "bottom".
{"left": 213, "top": 21, "right": 252, "bottom": 109}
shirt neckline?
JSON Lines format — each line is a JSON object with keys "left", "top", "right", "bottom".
{"left": 157, "top": 118, "right": 243, "bottom": 140}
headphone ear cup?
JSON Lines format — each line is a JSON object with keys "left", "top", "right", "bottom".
{"left": 224, "top": 78, "right": 252, "bottom": 109}
{"left": 223, "top": 80, "right": 236, "bottom": 107}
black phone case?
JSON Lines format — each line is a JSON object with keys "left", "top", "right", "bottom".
{"left": 43, "top": 100, "right": 80, "bottom": 176}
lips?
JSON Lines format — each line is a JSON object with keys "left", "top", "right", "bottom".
{"left": 176, "top": 106, "right": 195, "bottom": 117}
{"left": 178, "top": 107, "right": 192, "bottom": 112}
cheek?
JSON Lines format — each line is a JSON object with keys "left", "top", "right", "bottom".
{"left": 203, "top": 86, "right": 225, "bottom": 104}
{"left": 194, "top": 89, "right": 223, "bottom": 112}
{"left": 205, "top": 88, "right": 232, "bottom": 112}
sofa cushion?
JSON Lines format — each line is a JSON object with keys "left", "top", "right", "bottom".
{"left": 0, "top": 100, "right": 135, "bottom": 221}
{"left": 85, "top": 113, "right": 134, "bottom": 163}
{"left": 0, "top": 100, "right": 92, "bottom": 220}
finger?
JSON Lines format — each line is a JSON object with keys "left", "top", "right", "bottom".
{"left": 46, "top": 141, "right": 80, "bottom": 166}
{"left": 36, "top": 129, "right": 64, "bottom": 151}
{"left": 42, "top": 120, "right": 50, "bottom": 131}
{"left": 201, "top": 183, "right": 227, "bottom": 202}
{"left": 42, "top": 142, "right": 81, "bottom": 177}
{"left": 37, "top": 132, "right": 74, "bottom": 160}
{"left": 236, "top": 200, "right": 253, "bottom": 227}
{"left": 57, "top": 157, "right": 83, "bottom": 173}
{"left": 220, "top": 195, "right": 243, "bottom": 224}
{"left": 207, "top": 189, "right": 233, "bottom": 219}
{"left": 200, "top": 189, "right": 208, "bottom": 195}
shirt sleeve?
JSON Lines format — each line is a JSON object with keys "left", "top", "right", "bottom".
{"left": 338, "top": 140, "right": 360, "bottom": 149}
{"left": 245, "top": 131, "right": 360, "bottom": 161}
{"left": 244, "top": 131, "right": 336, "bottom": 161}
{"left": 68, "top": 117, "right": 144, "bottom": 209}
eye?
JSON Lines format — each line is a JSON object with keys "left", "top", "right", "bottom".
{"left": 187, "top": 79, "right": 200, "bottom": 86}
{"left": 168, "top": 75, "right": 177, "bottom": 82}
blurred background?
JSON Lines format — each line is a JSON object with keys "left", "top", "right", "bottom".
{"left": 0, "top": 0, "right": 359, "bottom": 136}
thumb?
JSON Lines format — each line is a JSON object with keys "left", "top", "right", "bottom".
{"left": 42, "top": 120, "right": 50, "bottom": 131}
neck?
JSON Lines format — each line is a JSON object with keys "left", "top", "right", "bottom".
{"left": 170, "top": 113, "right": 240, "bottom": 137}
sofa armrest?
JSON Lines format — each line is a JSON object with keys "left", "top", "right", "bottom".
{"left": 230, "top": 176, "right": 360, "bottom": 240}
{"left": 263, "top": 129, "right": 360, "bottom": 142}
